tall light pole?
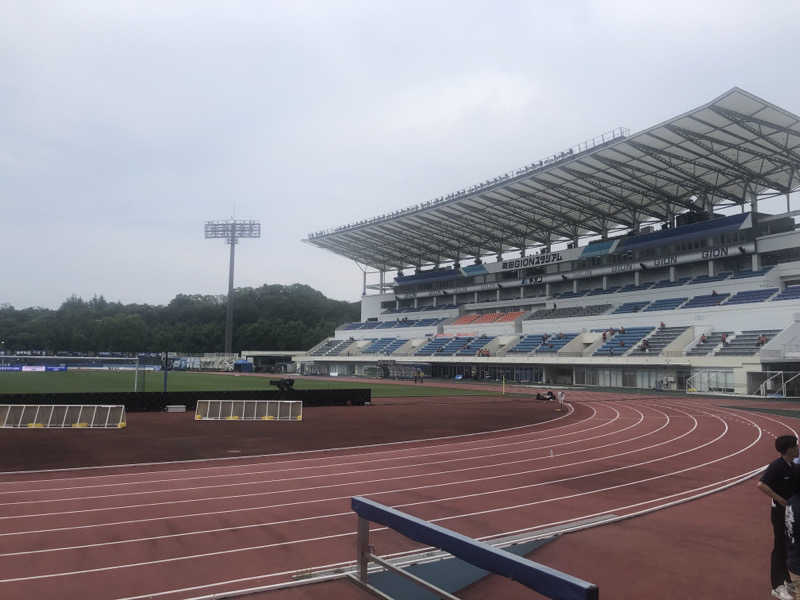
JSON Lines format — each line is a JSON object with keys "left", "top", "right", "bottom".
{"left": 205, "top": 220, "right": 261, "bottom": 354}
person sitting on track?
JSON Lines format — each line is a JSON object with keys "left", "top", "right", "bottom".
{"left": 758, "top": 434, "right": 799, "bottom": 600}
{"left": 545, "top": 390, "right": 555, "bottom": 402}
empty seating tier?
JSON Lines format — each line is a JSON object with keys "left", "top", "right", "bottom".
{"left": 472, "top": 313, "right": 502, "bottom": 324}
{"left": 414, "top": 337, "right": 450, "bottom": 356}
{"left": 311, "top": 339, "right": 353, "bottom": 356}
{"left": 690, "top": 272, "right": 731, "bottom": 284}
{"left": 651, "top": 278, "right": 690, "bottom": 289}
{"left": 619, "top": 283, "right": 653, "bottom": 293}
{"left": 362, "top": 338, "right": 401, "bottom": 354}
{"left": 731, "top": 267, "right": 773, "bottom": 279}
{"left": 528, "top": 304, "right": 611, "bottom": 320}
{"left": 495, "top": 310, "right": 526, "bottom": 322}
{"left": 612, "top": 301, "right": 650, "bottom": 314}
{"left": 452, "top": 314, "right": 480, "bottom": 325}
{"left": 724, "top": 288, "right": 778, "bottom": 305}
{"left": 643, "top": 297, "right": 687, "bottom": 312}
{"left": 773, "top": 286, "right": 800, "bottom": 302}
{"left": 382, "top": 338, "right": 408, "bottom": 354}
{"left": 587, "top": 286, "right": 620, "bottom": 296}
{"left": 680, "top": 293, "right": 729, "bottom": 309}
{"left": 508, "top": 334, "right": 547, "bottom": 354}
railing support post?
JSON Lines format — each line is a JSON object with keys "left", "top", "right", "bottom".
{"left": 357, "top": 516, "right": 370, "bottom": 582}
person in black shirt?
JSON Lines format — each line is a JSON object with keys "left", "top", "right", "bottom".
{"left": 759, "top": 435, "right": 799, "bottom": 600}
{"left": 785, "top": 470, "right": 800, "bottom": 599}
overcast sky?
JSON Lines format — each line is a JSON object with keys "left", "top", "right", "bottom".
{"left": 2, "top": 0, "right": 799, "bottom": 309}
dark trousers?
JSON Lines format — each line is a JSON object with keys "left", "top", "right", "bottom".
{"left": 773, "top": 505, "right": 790, "bottom": 588}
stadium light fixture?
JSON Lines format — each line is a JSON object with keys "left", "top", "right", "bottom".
{"left": 205, "top": 220, "right": 261, "bottom": 354}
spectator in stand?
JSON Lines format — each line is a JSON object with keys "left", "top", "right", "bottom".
{"left": 602, "top": 332, "right": 607, "bottom": 342}
{"left": 721, "top": 333, "right": 728, "bottom": 345}
{"left": 660, "top": 321, "right": 665, "bottom": 330}
{"left": 701, "top": 334, "right": 707, "bottom": 344}
{"left": 712, "top": 289, "right": 718, "bottom": 296}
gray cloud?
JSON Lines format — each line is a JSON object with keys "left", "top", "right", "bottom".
{"left": 1, "top": 0, "right": 799, "bottom": 308}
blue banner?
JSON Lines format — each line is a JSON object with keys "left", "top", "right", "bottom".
{"left": 0, "top": 366, "right": 21, "bottom": 372}
{"left": 45, "top": 366, "right": 68, "bottom": 372}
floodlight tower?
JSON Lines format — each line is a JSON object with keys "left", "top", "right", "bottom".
{"left": 204, "top": 220, "right": 261, "bottom": 354}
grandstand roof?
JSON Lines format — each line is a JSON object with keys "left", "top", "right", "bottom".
{"left": 305, "top": 87, "right": 800, "bottom": 270}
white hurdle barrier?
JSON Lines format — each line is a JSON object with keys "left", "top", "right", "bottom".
{"left": 0, "top": 404, "right": 127, "bottom": 429}
{"left": 195, "top": 399, "right": 303, "bottom": 422}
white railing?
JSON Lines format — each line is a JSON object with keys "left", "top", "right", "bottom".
{"left": 307, "top": 128, "right": 629, "bottom": 240}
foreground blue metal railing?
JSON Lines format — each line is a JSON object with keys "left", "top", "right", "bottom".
{"left": 351, "top": 496, "right": 598, "bottom": 600}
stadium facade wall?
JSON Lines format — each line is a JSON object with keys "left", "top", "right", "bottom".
{"left": 361, "top": 292, "right": 391, "bottom": 321}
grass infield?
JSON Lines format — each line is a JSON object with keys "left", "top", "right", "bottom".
{"left": 0, "top": 371, "right": 499, "bottom": 398}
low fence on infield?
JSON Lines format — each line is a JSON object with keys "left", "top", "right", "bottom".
{"left": 195, "top": 400, "right": 302, "bottom": 421}
{"left": 351, "top": 496, "right": 598, "bottom": 600}
{"left": 0, "top": 404, "right": 127, "bottom": 429}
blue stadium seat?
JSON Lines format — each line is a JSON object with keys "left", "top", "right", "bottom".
{"left": 536, "top": 333, "right": 578, "bottom": 353}
{"left": 681, "top": 293, "right": 729, "bottom": 309}
{"left": 772, "top": 286, "right": 800, "bottom": 302}
{"left": 731, "top": 266, "right": 773, "bottom": 279}
{"left": 643, "top": 297, "right": 687, "bottom": 311}
{"left": 456, "top": 335, "right": 495, "bottom": 356}
{"left": 612, "top": 301, "right": 650, "bottom": 314}
{"left": 593, "top": 327, "right": 653, "bottom": 356}
{"left": 507, "top": 334, "right": 547, "bottom": 353}
{"left": 724, "top": 288, "right": 779, "bottom": 305}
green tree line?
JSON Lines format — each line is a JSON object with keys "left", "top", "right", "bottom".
{"left": 0, "top": 284, "right": 359, "bottom": 353}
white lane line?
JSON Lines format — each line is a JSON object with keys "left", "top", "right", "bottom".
{"left": 0, "top": 405, "right": 662, "bottom": 535}
{"left": 0, "top": 401, "right": 580, "bottom": 481}
{"left": 0, "top": 403, "right": 587, "bottom": 495}
{"left": 110, "top": 467, "right": 763, "bottom": 600}
{"left": 0, "top": 405, "right": 617, "bottom": 507}
{"left": 0, "top": 404, "right": 604, "bottom": 497}
{"left": 0, "top": 407, "right": 673, "bottom": 551}
{"left": 0, "top": 404, "right": 643, "bottom": 519}
{"left": 0, "top": 403, "right": 706, "bottom": 557}
{"left": 0, "top": 404, "right": 759, "bottom": 584}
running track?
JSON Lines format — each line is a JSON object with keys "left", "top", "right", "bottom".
{"left": 0, "top": 393, "right": 794, "bottom": 599}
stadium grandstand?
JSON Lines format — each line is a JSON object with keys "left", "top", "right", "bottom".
{"left": 299, "top": 87, "right": 800, "bottom": 396}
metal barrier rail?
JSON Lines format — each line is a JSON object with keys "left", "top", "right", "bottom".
{"left": 0, "top": 404, "right": 127, "bottom": 428}
{"left": 350, "top": 496, "right": 597, "bottom": 600}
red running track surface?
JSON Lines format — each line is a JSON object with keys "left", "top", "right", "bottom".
{"left": 0, "top": 391, "right": 793, "bottom": 599}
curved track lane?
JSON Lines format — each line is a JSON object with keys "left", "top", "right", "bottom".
{"left": 0, "top": 396, "right": 792, "bottom": 600}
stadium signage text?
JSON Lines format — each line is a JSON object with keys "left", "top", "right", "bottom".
{"left": 702, "top": 247, "right": 729, "bottom": 259}
{"left": 501, "top": 252, "right": 563, "bottom": 271}
{"left": 654, "top": 256, "right": 677, "bottom": 267}
{"left": 611, "top": 263, "right": 633, "bottom": 273}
